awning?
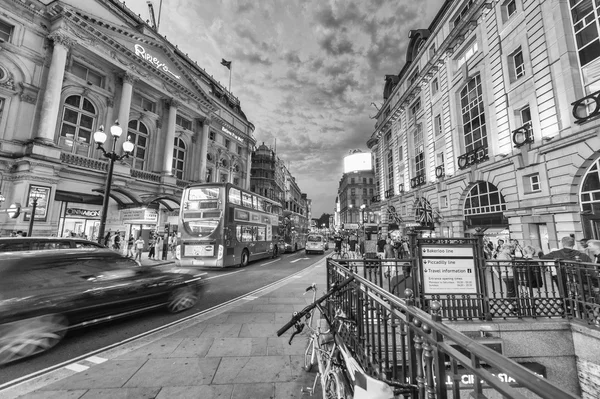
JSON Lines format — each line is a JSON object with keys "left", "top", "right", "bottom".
{"left": 465, "top": 227, "right": 510, "bottom": 236}
{"left": 55, "top": 190, "right": 103, "bottom": 205}
{"left": 140, "top": 194, "right": 180, "bottom": 212}
{"left": 92, "top": 187, "right": 143, "bottom": 208}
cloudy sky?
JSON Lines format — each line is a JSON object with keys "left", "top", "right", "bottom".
{"left": 123, "top": 0, "right": 446, "bottom": 217}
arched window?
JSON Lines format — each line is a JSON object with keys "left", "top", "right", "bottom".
{"left": 59, "top": 95, "right": 97, "bottom": 156}
{"left": 172, "top": 137, "right": 186, "bottom": 179}
{"left": 460, "top": 75, "right": 487, "bottom": 153}
{"left": 580, "top": 159, "right": 600, "bottom": 214}
{"left": 464, "top": 182, "right": 506, "bottom": 216}
{"left": 127, "top": 120, "right": 148, "bottom": 170}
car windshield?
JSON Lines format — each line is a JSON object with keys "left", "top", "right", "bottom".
{"left": 307, "top": 236, "right": 322, "bottom": 242}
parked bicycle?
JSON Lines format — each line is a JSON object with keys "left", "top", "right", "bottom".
{"left": 329, "top": 244, "right": 350, "bottom": 260}
{"left": 277, "top": 275, "right": 416, "bottom": 398}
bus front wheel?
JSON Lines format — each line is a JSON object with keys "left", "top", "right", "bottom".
{"left": 240, "top": 249, "right": 250, "bottom": 267}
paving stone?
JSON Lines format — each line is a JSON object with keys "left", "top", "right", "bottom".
{"left": 40, "top": 359, "right": 147, "bottom": 390}
{"left": 80, "top": 387, "right": 161, "bottom": 399}
{"left": 164, "top": 323, "right": 210, "bottom": 339}
{"left": 123, "top": 357, "right": 220, "bottom": 388}
{"left": 231, "top": 382, "right": 275, "bottom": 399}
{"left": 198, "top": 323, "right": 243, "bottom": 338}
{"left": 239, "top": 323, "right": 281, "bottom": 338}
{"left": 275, "top": 380, "right": 321, "bottom": 399}
{"left": 118, "top": 338, "right": 184, "bottom": 359}
{"left": 268, "top": 297, "right": 307, "bottom": 304}
{"left": 18, "top": 390, "right": 88, "bottom": 399}
{"left": 225, "top": 312, "right": 275, "bottom": 324}
{"left": 212, "top": 356, "right": 292, "bottom": 384}
{"left": 267, "top": 336, "right": 307, "bottom": 356}
{"left": 206, "top": 337, "right": 267, "bottom": 357}
{"left": 155, "top": 385, "right": 234, "bottom": 399}
{"left": 170, "top": 337, "right": 214, "bottom": 357}
{"left": 252, "top": 304, "right": 297, "bottom": 312}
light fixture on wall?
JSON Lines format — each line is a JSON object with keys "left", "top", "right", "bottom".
{"left": 542, "top": 136, "right": 555, "bottom": 142}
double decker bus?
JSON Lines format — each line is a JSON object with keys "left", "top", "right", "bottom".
{"left": 177, "top": 183, "right": 282, "bottom": 268}
{"left": 281, "top": 210, "right": 308, "bottom": 252}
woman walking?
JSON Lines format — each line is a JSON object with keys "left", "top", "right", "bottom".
{"left": 148, "top": 235, "right": 156, "bottom": 260}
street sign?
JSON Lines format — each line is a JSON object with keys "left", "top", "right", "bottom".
{"left": 343, "top": 223, "right": 359, "bottom": 230}
{"left": 7, "top": 203, "right": 21, "bottom": 219}
{"left": 421, "top": 245, "right": 477, "bottom": 294}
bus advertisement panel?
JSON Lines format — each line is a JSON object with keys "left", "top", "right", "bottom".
{"left": 177, "top": 183, "right": 281, "bottom": 268}
{"left": 282, "top": 210, "right": 308, "bottom": 252}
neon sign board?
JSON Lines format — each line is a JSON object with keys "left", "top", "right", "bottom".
{"left": 134, "top": 44, "right": 180, "bottom": 79}
{"left": 221, "top": 126, "right": 244, "bottom": 143}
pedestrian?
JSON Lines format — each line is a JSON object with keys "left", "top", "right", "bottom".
{"left": 348, "top": 234, "right": 358, "bottom": 259}
{"left": 170, "top": 233, "right": 178, "bottom": 259}
{"left": 127, "top": 235, "right": 134, "bottom": 257}
{"left": 134, "top": 235, "right": 145, "bottom": 263}
{"left": 511, "top": 239, "right": 524, "bottom": 258}
{"left": 496, "top": 244, "right": 517, "bottom": 298}
{"left": 156, "top": 234, "right": 163, "bottom": 260}
{"left": 541, "top": 236, "right": 592, "bottom": 296}
{"left": 114, "top": 230, "right": 121, "bottom": 250}
{"left": 376, "top": 234, "right": 386, "bottom": 259}
{"left": 104, "top": 230, "right": 111, "bottom": 247}
{"left": 383, "top": 238, "right": 396, "bottom": 275}
{"left": 493, "top": 239, "right": 505, "bottom": 259}
{"left": 515, "top": 245, "right": 544, "bottom": 296}
{"left": 148, "top": 235, "right": 156, "bottom": 260}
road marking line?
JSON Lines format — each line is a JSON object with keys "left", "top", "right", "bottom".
{"left": 259, "top": 259, "right": 280, "bottom": 266}
{"left": 204, "top": 270, "right": 245, "bottom": 280}
{"left": 85, "top": 356, "right": 107, "bottom": 364}
{"left": 243, "top": 295, "right": 258, "bottom": 301}
{"left": 65, "top": 364, "right": 89, "bottom": 372}
{"left": 293, "top": 275, "right": 303, "bottom": 278}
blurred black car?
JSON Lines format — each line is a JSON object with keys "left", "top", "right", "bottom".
{"left": 0, "top": 237, "right": 105, "bottom": 252}
{"left": 0, "top": 248, "right": 203, "bottom": 365}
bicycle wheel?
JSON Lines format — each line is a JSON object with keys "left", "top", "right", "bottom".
{"left": 304, "top": 337, "right": 315, "bottom": 372}
{"left": 324, "top": 371, "right": 345, "bottom": 399}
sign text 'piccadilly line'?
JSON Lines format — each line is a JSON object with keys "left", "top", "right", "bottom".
{"left": 134, "top": 44, "right": 180, "bottom": 79}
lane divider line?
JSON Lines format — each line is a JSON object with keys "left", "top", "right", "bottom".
{"left": 65, "top": 364, "right": 89, "bottom": 373}
{"left": 203, "top": 270, "right": 245, "bottom": 280}
{"left": 242, "top": 295, "right": 258, "bottom": 301}
{"left": 0, "top": 259, "right": 325, "bottom": 394}
{"left": 259, "top": 259, "right": 280, "bottom": 267}
{"left": 85, "top": 356, "right": 107, "bottom": 364}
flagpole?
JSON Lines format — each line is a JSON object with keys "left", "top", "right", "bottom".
{"left": 228, "top": 64, "right": 232, "bottom": 93}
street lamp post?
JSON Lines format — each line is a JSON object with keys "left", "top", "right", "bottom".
{"left": 94, "top": 122, "right": 135, "bottom": 244}
{"left": 27, "top": 190, "right": 44, "bottom": 237}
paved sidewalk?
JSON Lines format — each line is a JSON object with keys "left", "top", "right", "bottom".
{"left": 7, "top": 258, "right": 327, "bottom": 399}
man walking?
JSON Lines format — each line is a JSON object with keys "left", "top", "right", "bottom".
{"left": 134, "top": 235, "right": 145, "bottom": 264}
{"left": 541, "top": 236, "right": 592, "bottom": 297}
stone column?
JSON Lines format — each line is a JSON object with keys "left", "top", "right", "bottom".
{"left": 36, "top": 31, "right": 74, "bottom": 144}
{"left": 199, "top": 115, "right": 211, "bottom": 182}
{"left": 115, "top": 71, "right": 137, "bottom": 149}
{"left": 162, "top": 98, "right": 179, "bottom": 175}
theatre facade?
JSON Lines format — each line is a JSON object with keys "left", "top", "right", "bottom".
{"left": 368, "top": 0, "right": 600, "bottom": 251}
{"left": 0, "top": 0, "right": 255, "bottom": 239}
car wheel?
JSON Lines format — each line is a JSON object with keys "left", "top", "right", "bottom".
{"left": 0, "top": 314, "right": 68, "bottom": 365}
{"left": 167, "top": 287, "right": 198, "bottom": 313}
{"left": 240, "top": 249, "right": 250, "bottom": 267}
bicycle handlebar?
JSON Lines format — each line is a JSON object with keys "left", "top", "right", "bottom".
{"left": 276, "top": 275, "right": 355, "bottom": 337}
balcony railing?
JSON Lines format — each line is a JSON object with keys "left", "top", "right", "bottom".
{"left": 572, "top": 89, "right": 600, "bottom": 124}
{"left": 176, "top": 178, "right": 194, "bottom": 188}
{"left": 457, "top": 145, "right": 488, "bottom": 170}
{"left": 130, "top": 169, "right": 161, "bottom": 183}
{"left": 60, "top": 152, "right": 107, "bottom": 172}
{"left": 384, "top": 188, "right": 394, "bottom": 198}
{"left": 435, "top": 165, "right": 445, "bottom": 178}
{"left": 410, "top": 174, "right": 426, "bottom": 188}
{"left": 512, "top": 121, "right": 534, "bottom": 148}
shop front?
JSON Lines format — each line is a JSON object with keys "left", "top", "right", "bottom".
{"left": 462, "top": 182, "right": 509, "bottom": 246}
{"left": 121, "top": 208, "right": 159, "bottom": 250}
{"left": 55, "top": 190, "right": 103, "bottom": 240}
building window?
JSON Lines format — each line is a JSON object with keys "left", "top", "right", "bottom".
{"left": 569, "top": 0, "right": 600, "bottom": 67}
{"left": 401, "top": 205, "right": 407, "bottom": 216}
{"left": 351, "top": 188, "right": 356, "bottom": 196}
{"left": 237, "top": 144, "right": 242, "bottom": 155}
{"left": 0, "top": 20, "right": 13, "bottom": 42}
{"left": 369, "top": 178, "right": 373, "bottom": 184}
{"left": 528, "top": 174, "right": 541, "bottom": 192}
{"left": 132, "top": 94, "right": 156, "bottom": 113}
{"left": 398, "top": 145, "right": 403, "bottom": 161}
{"left": 457, "top": 41, "right": 479, "bottom": 68}
{"left": 387, "top": 150, "right": 394, "bottom": 191}
{"left": 363, "top": 178, "right": 367, "bottom": 184}
{"left": 437, "top": 152, "right": 445, "bottom": 174}
{"left": 410, "top": 99, "right": 421, "bottom": 119}
{"left": 429, "top": 43, "right": 436, "bottom": 58}
{"left": 510, "top": 48, "right": 526, "bottom": 81}
{"left": 413, "top": 124, "right": 425, "bottom": 177}
{"left": 384, "top": 131, "right": 392, "bottom": 144}
{"left": 434, "top": 114, "right": 443, "bottom": 136}
{"left": 431, "top": 78, "right": 439, "bottom": 95}
{"left": 441, "top": 195, "right": 448, "bottom": 209}
{"left": 71, "top": 61, "right": 104, "bottom": 87}
{"left": 127, "top": 119, "right": 149, "bottom": 170}
{"left": 176, "top": 115, "right": 192, "bottom": 130}
{"left": 233, "top": 177, "right": 240, "bottom": 186}
{"left": 580, "top": 159, "right": 600, "bottom": 213}
{"left": 351, "top": 178, "right": 355, "bottom": 184}
{"left": 461, "top": 75, "right": 487, "bottom": 152}
{"left": 453, "top": 0, "right": 475, "bottom": 27}
{"left": 409, "top": 68, "right": 419, "bottom": 85}
{"left": 209, "top": 131, "right": 216, "bottom": 141}
{"left": 58, "top": 95, "right": 97, "bottom": 157}
{"left": 464, "top": 181, "right": 507, "bottom": 216}
{"left": 519, "top": 105, "right": 532, "bottom": 127}
{"left": 506, "top": 0, "right": 517, "bottom": 18}
{"left": 369, "top": 188, "right": 374, "bottom": 195}
{"left": 172, "top": 137, "right": 186, "bottom": 179}
{"left": 224, "top": 138, "right": 230, "bottom": 150}
{"left": 363, "top": 188, "right": 367, "bottom": 196}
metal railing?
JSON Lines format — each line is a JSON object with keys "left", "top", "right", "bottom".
{"left": 130, "top": 168, "right": 161, "bottom": 182}
{"left": 341, "top": 257, "right": 600, "bottom": 326}
{"left": 325, "top": 258, "right": 581, "bottom": 399}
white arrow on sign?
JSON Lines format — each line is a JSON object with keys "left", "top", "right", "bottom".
{"left": 291, "top": 258, "right": 309, "bottom": 263}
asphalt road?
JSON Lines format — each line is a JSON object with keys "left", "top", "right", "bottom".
{"left": 0, "top": 249, "right": 331, "bottom": 386}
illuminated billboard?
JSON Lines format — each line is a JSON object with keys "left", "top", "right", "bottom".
{"left": 344, "top": 152, "right": 372, "bottom": 173}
